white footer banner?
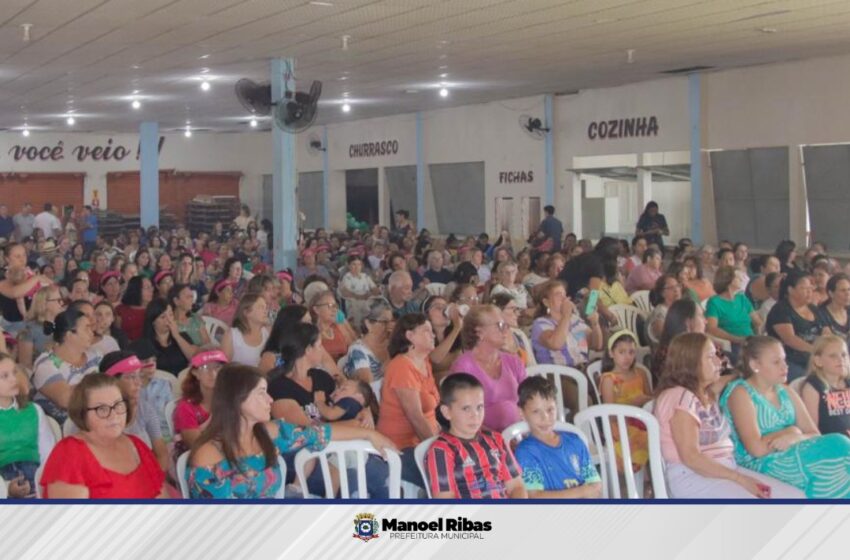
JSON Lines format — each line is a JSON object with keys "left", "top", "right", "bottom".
{"left": 1, "top": 504, "right": 848, "bottom": 559}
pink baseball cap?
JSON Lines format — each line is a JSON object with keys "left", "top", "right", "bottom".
{"left": 100, "top": 271, "right": 121, "bottom": 285}
{"left": 153, "top": 270, "right": 174, "bottom": 285}
{"left": 190, "top": 349, "right": 229, "bottom": 368}
{"left": 212, "top": 278, "right": 236, "bottom": 294}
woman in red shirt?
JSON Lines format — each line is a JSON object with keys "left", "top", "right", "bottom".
{"left": 39, "top": 373, "right": 165, "bottom": 499}
{"left": 115, "top": 276, "right": 154, "bottom": 341}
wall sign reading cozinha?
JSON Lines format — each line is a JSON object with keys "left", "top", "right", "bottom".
{"left": 587, "top": 116, "right": 659, "bottom": 140}
{"left": 349, "top": 140, "right": 399, "bottom": 158}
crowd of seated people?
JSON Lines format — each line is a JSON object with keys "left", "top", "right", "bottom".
{"left": 4, "top": 199, "right": 850, "bottom": 501}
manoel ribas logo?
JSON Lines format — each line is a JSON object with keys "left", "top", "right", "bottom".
{"left": 353, "top": 513, "right": 379, "bottom": 542}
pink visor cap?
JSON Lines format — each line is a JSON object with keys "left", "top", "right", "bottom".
{"left": 191, "top": 349, "right": 229, "bottom": 368}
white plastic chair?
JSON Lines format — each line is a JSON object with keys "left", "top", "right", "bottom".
{"left": 35, "top": 463, "right": 45, "bottom": 498}
{"left": 0, "top": 476, "right": 7, "bottom": 499}
{"left": 586, "top": 360, "right": 653, "bottom": 405}
{"left": 174, "top": 368, "right": 190, "bottom": 398}
{"left": 609, "top": 304, "right": 649, "bottom": 338}
{"left": 789, "top": 377, "right": 805, "bottom": 395}
{"left": 177, "top": 451, "right": 288, "bottom": 499}
{"left": 154, "top": 369, "right": 179, "bottom": 397}
{"left": 414, "top": 436, "right": 439, "bottom": 498}
{"left": 45, "top": 415, "right": 62, "bottom": 440}
{"left": 631, "top": 290, "right": 652, "bottom": 313}
{"left": 526, "top": 364, "right": 589, "bottom": 420}
{"left": 573, "top": 404, "right": 668, "bottom": 499}
{"left": 293, "top": 440, "right": 401, "bottom": 499}
{"left": 502, "top": 420, "right": 590, "bottom": 448}
{"left": 165, "top": 400, "right": 178, "bottom": 439}
{"left": 424, "top": 282, "right": 447, "bottom": 296}
{"left": 370, "top": 378, "right": 383, "bottom": 405}
{"left": 62, "top": 417, "right": 75, "bottom": 437}
{"left": 202, "top": 316, "right": 228, "bottom": 343}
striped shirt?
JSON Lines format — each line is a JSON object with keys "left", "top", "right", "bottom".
{"left": 425, "top": 430, "right": 521, "bottom": 499}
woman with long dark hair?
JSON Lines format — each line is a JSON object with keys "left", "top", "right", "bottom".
{"left": 187, "top": 364, "right": 393, "bottom": 499}
{"left": 115, "top": 276, "right": 154, "bottom": 341}
{"left": 142, "top": 298, "right": 198, "bottom": 375}
{"left": 635, "top": 201, "right": 669, "bottom": 253}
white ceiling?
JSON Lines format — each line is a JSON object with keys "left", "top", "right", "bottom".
{"left": 2, "top": 0, "right": 850, "bottom": 133}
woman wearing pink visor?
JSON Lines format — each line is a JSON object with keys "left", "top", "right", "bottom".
{"left": 173, "top": 349, "right": 228, "bottom": 458}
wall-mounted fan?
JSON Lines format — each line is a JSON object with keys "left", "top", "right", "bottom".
{"left": 234, "top": 78, "right": 322, "bottom": 133}
{"left": 519, "top": 115, "right": 550, "bottom": 140}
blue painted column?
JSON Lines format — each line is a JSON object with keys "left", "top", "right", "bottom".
{"left": 544, "top": 94, "right": 555, "bottom": 206}
{"left": 322, "top": 125, "right": 330, "bottom": 229}
{"left": 689, "top": 73, "right": 703, "bottom": 244}
{"left": 272, "top": 58, "right": 298, "bottom": 270}
{"left": 139, "top": 122, "right": 159, "bottom": 229}
{"left": 415, "top": 111, "right": 425, "bottom": 230}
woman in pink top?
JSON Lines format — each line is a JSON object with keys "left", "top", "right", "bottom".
{"left": 625, "top": 248, "right": 664, "bottom": 294}
{"left": 450, "top": 305, "right": 527, "bottom": 432}
{"left": 654, "top": 333, "right": 802, "bottom": 499}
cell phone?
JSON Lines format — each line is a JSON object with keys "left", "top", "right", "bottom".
{"left": 585, "top": 289, "right": 599, "bottom": 316}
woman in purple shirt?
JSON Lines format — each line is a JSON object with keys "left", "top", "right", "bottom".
{"left": 450, "top": 304, "right": 527, "bottom": 432}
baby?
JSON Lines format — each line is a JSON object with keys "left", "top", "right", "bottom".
{"left": 315, "top": 379, "right": 375, "bottom": 422}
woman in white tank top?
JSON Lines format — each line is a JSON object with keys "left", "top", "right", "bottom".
{"left": 221, "top": 293, "right": 270, "bottom": 367}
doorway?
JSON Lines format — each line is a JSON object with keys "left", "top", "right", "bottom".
{"left": 345, "top": 169, "right": 379, "bottom": 227}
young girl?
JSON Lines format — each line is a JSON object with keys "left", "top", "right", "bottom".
{"left": 314, "top": 379, "right": 378, "bottom": 422}
{"left": 800, "top": 335, "right": 850, "bottom": 437}
{"left": 599, "top": 330, "right": 651, "bottom": 472}
{"left": 0, "top": 354, "right": 56, "bottom": 498}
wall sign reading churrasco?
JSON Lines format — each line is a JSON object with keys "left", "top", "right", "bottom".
{"left": 587, "top": 116, "right": 659, "bottom": 140}
{"left": 349, "top": 140, "right": 399, "bottom": 158}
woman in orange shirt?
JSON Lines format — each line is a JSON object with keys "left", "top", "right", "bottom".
{"left": 309, "top": 290, "right": 356, "bottom": 361}
{"left": 376, "top": 313, "right": 440, "bottom": 487}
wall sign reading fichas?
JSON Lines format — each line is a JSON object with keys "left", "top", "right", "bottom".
{"left": 6, "top": 136, "right": 166, "bottom": 162}
{"left": 499, "top": 171, "right": 534, "bottom": 183}
{"left": 587, "top": 116, "right": 659, "bottom": 140}
{"left": 349, "top": 140, "right": 399, "bottom": 158}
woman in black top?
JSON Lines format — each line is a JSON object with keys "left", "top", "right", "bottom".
{"left": 765, "top": 270, "right": 827, "bottom": 381}
{"left": 142, "top": 298, "right": 198, "bottom": 375}
{"left": 801, "top": 335, "right": 850, "bottom": 437}
{"left": 774, "top": 239, "right": 800, "bottom": 275}
{"left": 635, "top": 201, "right": 669, "bottom": 253}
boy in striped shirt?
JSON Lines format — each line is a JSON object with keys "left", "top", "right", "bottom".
{"left": 425, "top": 373, "right": 526, "bottom": 499}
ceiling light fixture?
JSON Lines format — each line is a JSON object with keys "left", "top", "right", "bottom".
{"left": 22, "top": 128, "right": 30, "bottom": 137}
{"left": 21, "top": 23, "right": 32, "bottom": 42}
{"left": 184, "top": 126, "right": 192, "bottom": 138}
{"left": 341, "top": 35, "right": 351, "bottom": 51}
{"left": 249, "top": 118, "right": 258, "bottom": 128}
{"left": 66, "top": 116, "right": 75, "bottom": 126}
{"left": 200, "top": 80, "right": 211, "bottom": 91}
{"left": 132, "top": 99, "right": 141, "bottom": 110}
{"left": 199, "top": 54, "right": 210, "bottom": 59}
{"left": 309, "top": 1, "right": 334, "bottom": 5}
{"left": 439, "top": 73, "right": 448, "bottom": 78}
{"left": 342, "top": 103, "right": 351, "bottom": 113}
{"left": 439, "top": 87, "right": 449, "bottom": 98}
{"left": 759, "top": 26, "right": 779, "bottom": 33}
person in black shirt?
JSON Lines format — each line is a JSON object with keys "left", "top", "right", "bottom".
{"left": 635, "top": 201, "right": 669, "bottom": 253}
{"left": 143, "top": 298, "right": 198, "bottom": 375}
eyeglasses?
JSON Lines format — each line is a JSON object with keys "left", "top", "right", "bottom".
{"left": 663, "top": 284, "right": 681, "bottom": 291}
{"left": 459, "top": 296, "right": 480, "bottom": 303}
{"left": 504, "top": 306, "right": 521, "bottom": 314}
{"left": 315, "top": 302, "right": 339, "bottom": 310}
{"left": 86, "top": 399, "right": 128, "bottom": 419}
{"left": 484, "top": 320, "right": 509, "bottom": 331}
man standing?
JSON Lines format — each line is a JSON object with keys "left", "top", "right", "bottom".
{"left": 0, "top": 205, "right": 14, "bottom": 242}
{"left": 80, "top": 205, "right": 98, "bottom": 253}
{"left": 33, "top": 203, "right": 62, "bottom": 239}
{"left": 534, "top": 205, "right": 563, "bottom": 252}
{"left": 13, "top": 202, "right": 34, "bottom": 241}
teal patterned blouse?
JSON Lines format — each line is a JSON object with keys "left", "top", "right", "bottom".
{"left": 187, "top": 420, "right": 330, "bottom": 499}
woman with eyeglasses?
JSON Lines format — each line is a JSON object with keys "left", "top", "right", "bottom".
{"left": 531, "top": 280, "right": 603, "bottom": 369}
{"left": 172, "top": 349, "right": 228, "bottom": 457}
{"left": 341, "top": 297, "right": 394, "bottom": 383}
{"left": 39, "top": 373, "right": 166, "bottom": 498}
{"left": 449, "top": 304, "right": 528, "bottom": 432}
{"left": 17, "top": 285, "right": 65, "bottom": 370}
{"left": 490, "top": 292, "right": 536, "bottom": 367}
{"left": 63, "top": 351, "right": 169, "bottom": 471}
{"left": 309, "top": 290, "right": 355, "bottom": 362}
{"left": 647, "top": 273, "right": 683, "bottom": 346}
{"left": 31, "top": 307, "right": 102, "bottom": 424}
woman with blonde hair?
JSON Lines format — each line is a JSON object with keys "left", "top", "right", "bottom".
{"left": 800, "top": 334, "right": 850, "bottom": 437}
{"left": 17, "top": 285, "right": 65, "bottom": 369}
{"left": 720, "top": 336, "right": 850, "bottom": 498}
